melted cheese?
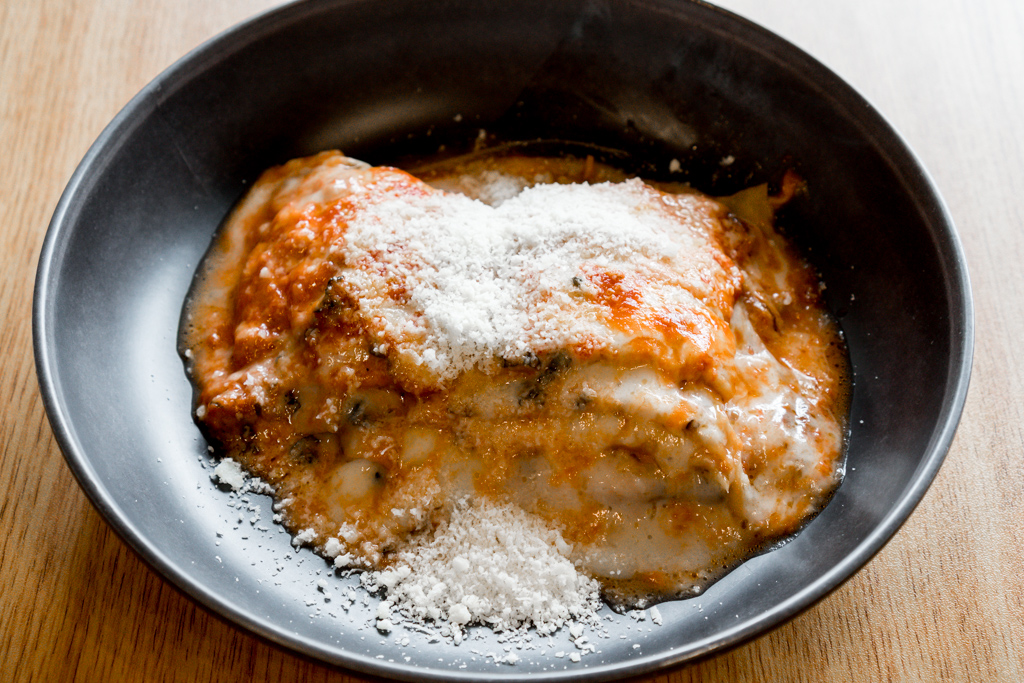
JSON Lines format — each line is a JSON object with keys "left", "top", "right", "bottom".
{"left": 182, "top": 150, "right": 848, "bottom": 607}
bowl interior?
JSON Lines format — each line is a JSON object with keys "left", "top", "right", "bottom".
{"left": 35, "top": 0, "right": 971, "bottom": 679}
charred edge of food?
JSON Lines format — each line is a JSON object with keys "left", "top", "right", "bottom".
{"left": 347, "top": 398, "right": 368, "bottom": 426}
{"left": 289, "top": 435, "right": 321, "bottom": 465}
{"left": 344, "top": 390, "right": 405, "bottom": 426}
{"left": 314, "top": 277, "right": 346, "bottom": 315}
{"left": 517, "top": 351, "right": 573, "bottom": 406}
{"left": 284, "top": 389, "right": 301, "bottom": 415}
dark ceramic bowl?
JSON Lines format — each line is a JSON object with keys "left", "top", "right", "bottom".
{"left": 34, "top": 0, "right": 972, "bottom": 679}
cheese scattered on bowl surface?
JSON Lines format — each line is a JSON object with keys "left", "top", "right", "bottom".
{"left": 212, "top": 457, "right": 246, "bottom": 490}
{"left": 362, "top": 498, "right": 602, "bottom": 639}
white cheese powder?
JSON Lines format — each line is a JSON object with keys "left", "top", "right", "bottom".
{"left": 361, "top": 498, "right": 602, "bottom": 640}
{"left": 211, "top": 458, "right": 246, "bottom": 490}
{"left": 341, "top": 179, "right": 710, "bottom": 382}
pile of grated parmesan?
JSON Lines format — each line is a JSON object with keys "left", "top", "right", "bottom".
{"left": 361, "top": 498, "right": 602, "bottom": 643}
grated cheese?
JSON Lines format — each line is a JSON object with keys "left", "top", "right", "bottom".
{"left": 341, "top": 178, "right": 714, "bottom": 383}
{"left": 211, "top": 458, "right": 246, "bottom": 490}
{"left": 361, "top": 498, "right": 602, "bottom": 639}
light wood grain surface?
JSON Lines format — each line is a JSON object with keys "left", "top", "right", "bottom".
{"left": 2, "top": 0, "right": 1022, "bottom": 680}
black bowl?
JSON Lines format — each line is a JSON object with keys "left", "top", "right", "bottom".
{"left": 34, "top": 0, "right": 972, "bottom": 679}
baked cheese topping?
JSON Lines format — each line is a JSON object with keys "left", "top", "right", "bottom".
{"left": 182, "top": 150, "right": 848, "bottom": 611}
{"left": 341, "top": 176, "right": 735, "bottom": 385}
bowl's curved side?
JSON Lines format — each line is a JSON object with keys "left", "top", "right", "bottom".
{"left": 33, "top": 0, "right": 972, "bottom": 679}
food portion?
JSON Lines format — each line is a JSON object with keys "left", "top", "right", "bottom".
{"left": 181, "top": 149, "right": 848, "bottom": 611}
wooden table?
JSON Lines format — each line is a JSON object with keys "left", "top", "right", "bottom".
{"left": 2, "top": 0, "right": 1021, "bottom": 680}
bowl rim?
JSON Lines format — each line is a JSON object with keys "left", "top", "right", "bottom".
{"left": 33, "top": 0, "right": 974, "bottom": 679}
